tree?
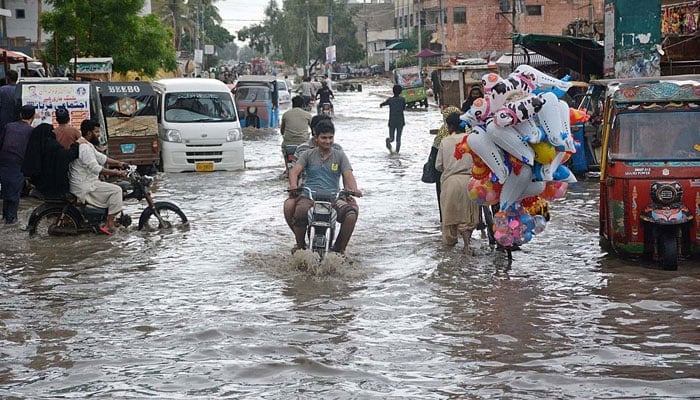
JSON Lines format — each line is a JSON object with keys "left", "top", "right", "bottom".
{"left": 40, "top": 0, "right": 177, "bottom": 77}
{"left": 238, "top": 0, "right": 364, "bottom": 66}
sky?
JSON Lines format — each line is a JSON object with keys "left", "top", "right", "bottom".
{"left": 217, "top": 0, "right": 268, "bottom": 44}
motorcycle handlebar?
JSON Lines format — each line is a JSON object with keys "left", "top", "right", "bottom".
{"left": 286, "top": 187, "right": 360, "bottom": 199}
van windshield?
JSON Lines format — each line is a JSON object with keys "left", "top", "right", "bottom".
{"left": 164, "top": 92, "right": 237, "bottom": 123}
{"left": 610, "top": 110, "right": 700, "bottom": 161}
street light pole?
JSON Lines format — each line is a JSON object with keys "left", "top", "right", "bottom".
{"left": 417, "top": 0, "right": 422, "bottom": 70}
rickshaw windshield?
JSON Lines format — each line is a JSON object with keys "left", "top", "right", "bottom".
{"left": 610, "top": 110, "right": 700, "bottom": 161}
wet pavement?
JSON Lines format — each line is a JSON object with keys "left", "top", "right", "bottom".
{"left": 1, "top": 83, "right": 699, "bottom": 398}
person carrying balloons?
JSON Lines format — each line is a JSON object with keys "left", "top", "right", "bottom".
{"left": 435, "top": 112, "right": 480, "bottom": 254}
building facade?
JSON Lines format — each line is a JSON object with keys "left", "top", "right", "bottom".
{"left": 395, "top": 0, "right": 605, "bottom": 56}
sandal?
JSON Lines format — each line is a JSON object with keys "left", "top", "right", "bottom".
{"left": 98, "top": 225, "right": 115, "bottom": 236}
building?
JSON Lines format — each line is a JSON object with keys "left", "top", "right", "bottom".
{"left": 349, "top": 0, "right": 397, "bottom": 59}
{"left": 394, "top": 0, "right": 605, "bottom": 57}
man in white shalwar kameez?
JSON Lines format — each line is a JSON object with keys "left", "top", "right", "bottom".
{"left": 69, "top": 120, "right": 129, "bottom": 235}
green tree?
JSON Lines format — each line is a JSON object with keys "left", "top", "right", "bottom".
{"left": 238, "top": 0, "right": 364, "bottom": 66}
{"left": 40, "top": 0, "right": 177, "bottom": 77}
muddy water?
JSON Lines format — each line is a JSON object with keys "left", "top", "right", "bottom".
{"left": 1, "top": 85, "right": 699, "bottom": 398}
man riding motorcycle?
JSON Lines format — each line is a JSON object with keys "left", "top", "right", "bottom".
{"left": 315, "top": 80, "right": 334, "bottom": 115}
{"left": 286, "top": 119, "right": 361, "bottom": 254}
{"left": 69, "top": 119, "right": 129, "bottom": 235}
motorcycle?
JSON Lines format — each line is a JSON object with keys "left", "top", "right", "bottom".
{"left": 26, "top": 166, "right": 188, "bottom": 237}
{"left": 318, "top": 102, "right": 333, "bottom": 118}
{"left": 298, "top": 187, "right": 357, "bottom": 261}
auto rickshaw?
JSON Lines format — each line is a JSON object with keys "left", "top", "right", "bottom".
{"left": 596, "top": 75, "right": 700, "bottom": 270}
{"left": 393, "top": 66, "right": 428, "bottom": 108}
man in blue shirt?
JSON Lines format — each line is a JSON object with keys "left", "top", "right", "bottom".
{"left": 0, "top": 105, "right": 35, "bottom": 223}
{"left": 287, "top": 119, "right": 362, "bottom": 254}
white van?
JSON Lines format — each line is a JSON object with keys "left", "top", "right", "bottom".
{"left": 152, "top": 78, "right": 244, "bottom": 172}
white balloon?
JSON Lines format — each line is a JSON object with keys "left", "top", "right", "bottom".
{"left": 558, "top": 100, "right": 577, "bottom": 153}
{"left": 500, "top": 164, "right": 534, "bottom": 210}
{"left": 485, "top": 120, "right": 536, "bottom": 166}
{"left": 514, "top": 64, "right": 573, "bottom": 92}
{"left": 513, "top": 118, "right": 545, "bottom": 144}
{"left": 467, "top": 125, "right": 509, "bottom": 183}
{"left": 536, "top": 92, "right": 567, "bottom": 148}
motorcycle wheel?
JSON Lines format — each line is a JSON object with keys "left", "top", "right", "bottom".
{"left": 310, "top": 226, "right": 328, "bottom": 261}
{"left": 138, "top": 202, "right": 188, "bottom": 231}
{"left": 30, "top": 209, "right": 79, "bottom": 237}
{"left": 659, "top": 231, "right": 679, "bottom": 271}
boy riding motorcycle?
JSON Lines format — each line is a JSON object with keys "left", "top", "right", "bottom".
{"left": 285, "top": 119, "right": 361, "bottom": 254}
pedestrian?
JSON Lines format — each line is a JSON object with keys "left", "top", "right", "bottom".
{"left": 0, "top": 70, "right": 19, "bottom": 131}
{"left": 431, "top": 105, "right": 462, "bottom": 222}
{"left": 461, "top": 86, "right": 484, "bottom": 113}
{"left": 380, "top": 84, "right": 406, "bottom": 154}
{"left": 435, "top": 112, "right": 479, "bottom": 254}
{"left": 22, "top": 123, "right": 82, "bottom": 198}
{"left": 281, "top": 96, "right": 312, "bottom": 148}
{"left": 431, "top": 69, "right": 441, "bottom": 106}
{"left": 0, "top": 105, "right": 35, "bottom": 224}
{"left": 53, "top": 107, "right": 81, "bottom": 150}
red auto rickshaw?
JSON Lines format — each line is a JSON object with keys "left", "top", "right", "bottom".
{"left": 597, "top": 75, "right": 700, "bottom": 270}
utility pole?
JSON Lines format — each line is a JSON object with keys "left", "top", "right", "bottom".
{"left": 365, "top": 20, "right": 369, "bottom": 67}
{"left": 329, "top": 0, "right": 334, "bottom": 47}
{"left": 510, "top": 0, "right": 517, "bottom": 70}
{"left": 417, "top": 0, "right": 422, "bottom": 70}
{"left": 439, "top": 0, "right": 446, "bottom": 54}
{"left": 306, "top": 0, "right": 310, "bottom": 74}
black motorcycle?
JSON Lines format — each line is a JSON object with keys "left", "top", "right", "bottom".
{"left": 26, "top": 166, "right": 188, "bottom": 237}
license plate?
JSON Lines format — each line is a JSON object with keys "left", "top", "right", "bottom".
{"left": 195, "top": 161, "right": 214, "bottom": 172}
{"left": 120, "top": 143, "right": 136, "bottom": 154}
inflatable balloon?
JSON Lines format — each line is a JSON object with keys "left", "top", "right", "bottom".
{"left": 535, "top": 92, "right": 567, "bottom": 148}
{"left": 513, "top": 118, "right": 546, "bottom": 144}
{"left": 482, "top": 73, "right": 503, "bottom": 93}
{"left": 513, "top": 65, "right": 573, "bottom": 93}
{"left": 469, "top": 97, "right": 492, "bottom": 122}
{"left": 552, "top": 164, "right": 577, "bottom": 183}
{"left": 558, "top": 100, "right": 577, "bottom": 153}
{"left": 460, "top": 109, "right": 482, "bottom": 128}
{"left": 485, "top": 121, "right": 535, "bottom": 166}
{"left": 569, "top": 108, "right": 590, "bottom": 125}
{"left": 468, "top": 175, "right": 502, "bottom": 206}
{"left": 493, "top": 94, "right": 545, "bottom": 127}
{"left": 499, "top": 164, "right": 534, "bottom": 210}
{"left": 531, "top": 141, "right": 557, "bottom": 164}
{"left": 467, "top": 125, "right": 509, "bottom": 183}
{"left": 540, "top": 180, "right": 569, "bottom": 200}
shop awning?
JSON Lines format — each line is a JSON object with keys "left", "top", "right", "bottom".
{"left": 385, "top": 41, "right": 415, "bottom": 51}
{"left": 495, "top": 52, "right": 556, "bottom": 68}
{"left": 512, "top": 33, "right": 604, "bottom": 77}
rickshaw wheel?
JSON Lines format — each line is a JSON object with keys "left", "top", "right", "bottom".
{"left": 659, "top": 232, "right": 679, "bottom": 271}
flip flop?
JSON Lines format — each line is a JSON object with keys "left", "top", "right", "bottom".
{"left": 98, "top": 225, "right": 115, "bottom": 236}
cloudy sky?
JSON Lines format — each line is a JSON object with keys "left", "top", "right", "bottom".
{"left": 217, "top": 0, "right": 267, "bottom": 43}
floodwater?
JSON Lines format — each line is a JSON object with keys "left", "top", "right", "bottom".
{"left": 1, "top": 84, "right": 699, "bottom": 399}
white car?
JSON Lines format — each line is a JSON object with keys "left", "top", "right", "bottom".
{"left": 276, "top": 79, "right": 292, "bottom": 110}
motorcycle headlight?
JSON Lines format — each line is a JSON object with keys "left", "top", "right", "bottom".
{"left": 163, "top": 129, "right": 182, "bottom": 143}
{"left": 227, "top": 128, "right": 242, "bottom": 142}
{"left": 650, "top": 181, "right": 683, "bottom": 205}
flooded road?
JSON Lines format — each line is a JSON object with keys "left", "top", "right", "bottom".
{"left": 1, "top": 84, "right": 699, "bottom": 398}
